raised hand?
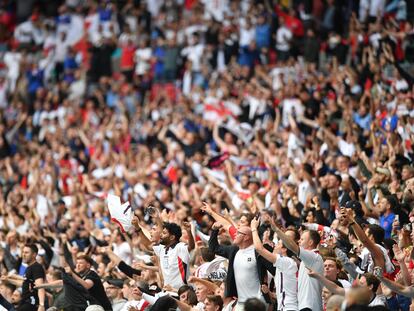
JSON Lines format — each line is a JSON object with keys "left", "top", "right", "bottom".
{"left": 201, "top": 202, "right": 213, "bottom": 215}
{"left": 64, "top": 266, "right": 72, "bottom": 275}
{"left": 307, "top": 269, "right": 320, "bottom": 279}
{"left": 393, "top": 244, "right": 406, "bottom": 263}
{"left": 182, "top": 221, "right": 192, "bottom": 232}
{"left": 250, "top": 217, "right": 260, "bottom": 230}
{"left": 212, "top": 222, "right": 223, "bottom": 230}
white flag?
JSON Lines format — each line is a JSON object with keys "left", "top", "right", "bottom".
{"left": 107, "top": 194, "right": 133, "bottom": 233}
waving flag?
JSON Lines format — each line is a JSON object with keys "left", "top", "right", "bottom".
{"left": 107, "top": 194, "right": 132, "bottom": 233}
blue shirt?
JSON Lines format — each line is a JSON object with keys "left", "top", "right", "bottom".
{"left": 380, "top": 213, "right": 395, "bottom": 238}
{"left": 255, "top": 24, "right": 270, "bottom": 49}
{"left": 353, "top": 112, "right": 371, "bottom": 131}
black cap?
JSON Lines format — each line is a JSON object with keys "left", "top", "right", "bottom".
{"left": 106, "top": 279, "right": 124, "bottom": 289}
{"left": 344, "top": 200, "right": 364, "bottom": 218}
{"left": 344, "top": 200, "right": 362, "bottom": 210}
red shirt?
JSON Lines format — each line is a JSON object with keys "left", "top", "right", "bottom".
{"left": 120, "top": 45, "right": 136, "bottom": 70}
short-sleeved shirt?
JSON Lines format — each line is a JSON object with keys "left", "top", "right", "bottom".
{"left": 83, "top": 270, "right": 112, "bottom": 310}
{"left": 379, "top": 213, "right": 395, "bottom": 239}
{"left": 274, "top": 256, "right": 298, "bottom": 311}
{"left": 153, "top": 242, "right": 190, "bottom": 289}
{"left": 22, "top": 262, "right": 45, "bottom": 305}
{"left": 233, "top": 246, "right": 262, "bottom": 304}
{"left": 298, "top": 248, "right": 324, "bottom": 311}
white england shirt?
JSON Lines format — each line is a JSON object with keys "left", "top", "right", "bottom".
{"left": 298, "top": 248, "right": 324, "bottom": 311}
{"left": 153, "top": 242, "right": 190, "bottom": 290}
{"left": 274, "top": 256, "right": 298, "bottom": 311}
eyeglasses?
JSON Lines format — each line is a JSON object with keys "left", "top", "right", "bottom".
{"left": 237, "top": 231, "right": 247, "bottom": 236}
{"left": 106, "top": 286, "right": 118, "bottom": 290}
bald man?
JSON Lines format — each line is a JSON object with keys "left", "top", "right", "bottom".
{"left": 209, "top": 223, "right": 272, "bottom": 311}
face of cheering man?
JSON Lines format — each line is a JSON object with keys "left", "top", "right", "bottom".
{"left": 150, "top": 224, "right": 162, "bottom": 243}
{"left": 75, "top": 258, "right": 91, "bottom": 274}
{"left": 324, "top": 259, "right": 339, "bottom": 281}
{"left": 160, "top": 228, "right": 175, "bottom": 247}
{"left": 22, "top": 246, "right": 37, "bottom": 265}
{"left": 233, "top": 226, "right": 252, "bottom": 248}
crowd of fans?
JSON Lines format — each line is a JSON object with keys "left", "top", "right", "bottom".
{"left": 0, "top": 0, "right": 413, "bottom": 310}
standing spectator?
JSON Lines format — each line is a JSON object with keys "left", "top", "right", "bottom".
{"left": 303, "top": 28, "right": 319, "bottom": 65}
{"left": 209, "top": 223, "right": 270, "bottom": 309}
{"left": 153, "top": 38, "right": 166, "bottom": 82}
{"left": 163, "top": 37, "right": 181, "bottom": 82}
{"left": 272, "top": 228, "right": 324, "bottom": 311}
{"left": 119, "top": 38, "right": 136, "bottom": 81}
{"left": 255, "top": 15, "right": 270, "bottom": 50}
{"left": 65, "top": 254, "right": 112, "bottom": 311}
{"left": 2, "top": 244, "right": 46, "bottom": 311}
{"left": 251, "top": 218, "right": 298, "bottom": 311}
{"left": 134, "top": 39, "right": 152, "bottom": 78}
{"left": 152, "top": 222, "right": 194, "bottom": 290}
{"left": 275, "top": 17, "right": 292, "bottom": 62}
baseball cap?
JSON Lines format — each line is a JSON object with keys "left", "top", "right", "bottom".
{"left": 344, "top": 200, "right": 362, "bottom": 211}
{"left": 106, "top": 279, "right": 124, "bottom": 289}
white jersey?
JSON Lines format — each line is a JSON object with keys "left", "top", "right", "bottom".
{"left": 274, "top": 256, "right": 298, "bottom": 311}
{"left": 298, "top": 248, "right": 324, "bottom": 311}
{"left": 360, "top": 244, "right": 394, "bottom": 274}
{"left": 153, "top": 242, "right": 190, "bottom": 289}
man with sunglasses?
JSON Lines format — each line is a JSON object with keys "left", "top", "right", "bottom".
{"left": 209, "top": 222, "right": 272, "bottom": 310}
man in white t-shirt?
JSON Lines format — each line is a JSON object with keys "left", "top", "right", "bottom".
{"left": 273, "top": 227, "right": 324, "bottom": 311}
{"left": 251, "top": 218, "right": 298, "bottom": 311}
{"left": 209, "top": 223, "right": 271, "bottom": 310}
{"left": 276, "top": 17, "right": 292, "bottom": 62}
{"left": 152, "top": 222, "right": 194, "bottom": 290}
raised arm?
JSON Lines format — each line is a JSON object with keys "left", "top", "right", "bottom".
{"left": 201, "top": 202, "right": 233, "bottom": 232}
{"left": 343, "top": 209, "right": 385, "bottom": 270}
{"left": 271, "top": 220, "right": 299, "bottom": 255}
{"left": 182, "top": 222, "right": 195, "bottom": 252}
{"left": 66, "top": 267, "right": 94, "bottom": 290}
{"left": 208, "top": 223, "right": 233, "bottom": 259}
{"left": 131, "top": 215, "right": 152, "bottom": 251}
{"left": 375, "top": 266, "right": 414, "bottom": 298}
{"left": 308, "top": 270, "right": 345, "bottom": 296}
{"left": 251, "top": 218, "right": 277, "bottom": 263}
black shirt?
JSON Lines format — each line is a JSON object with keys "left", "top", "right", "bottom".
{"left": 82, "top": 270, "right": 112, "bottom": 311}
{"left": 22, "top": 262, "right": 45, "bottom": 305}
